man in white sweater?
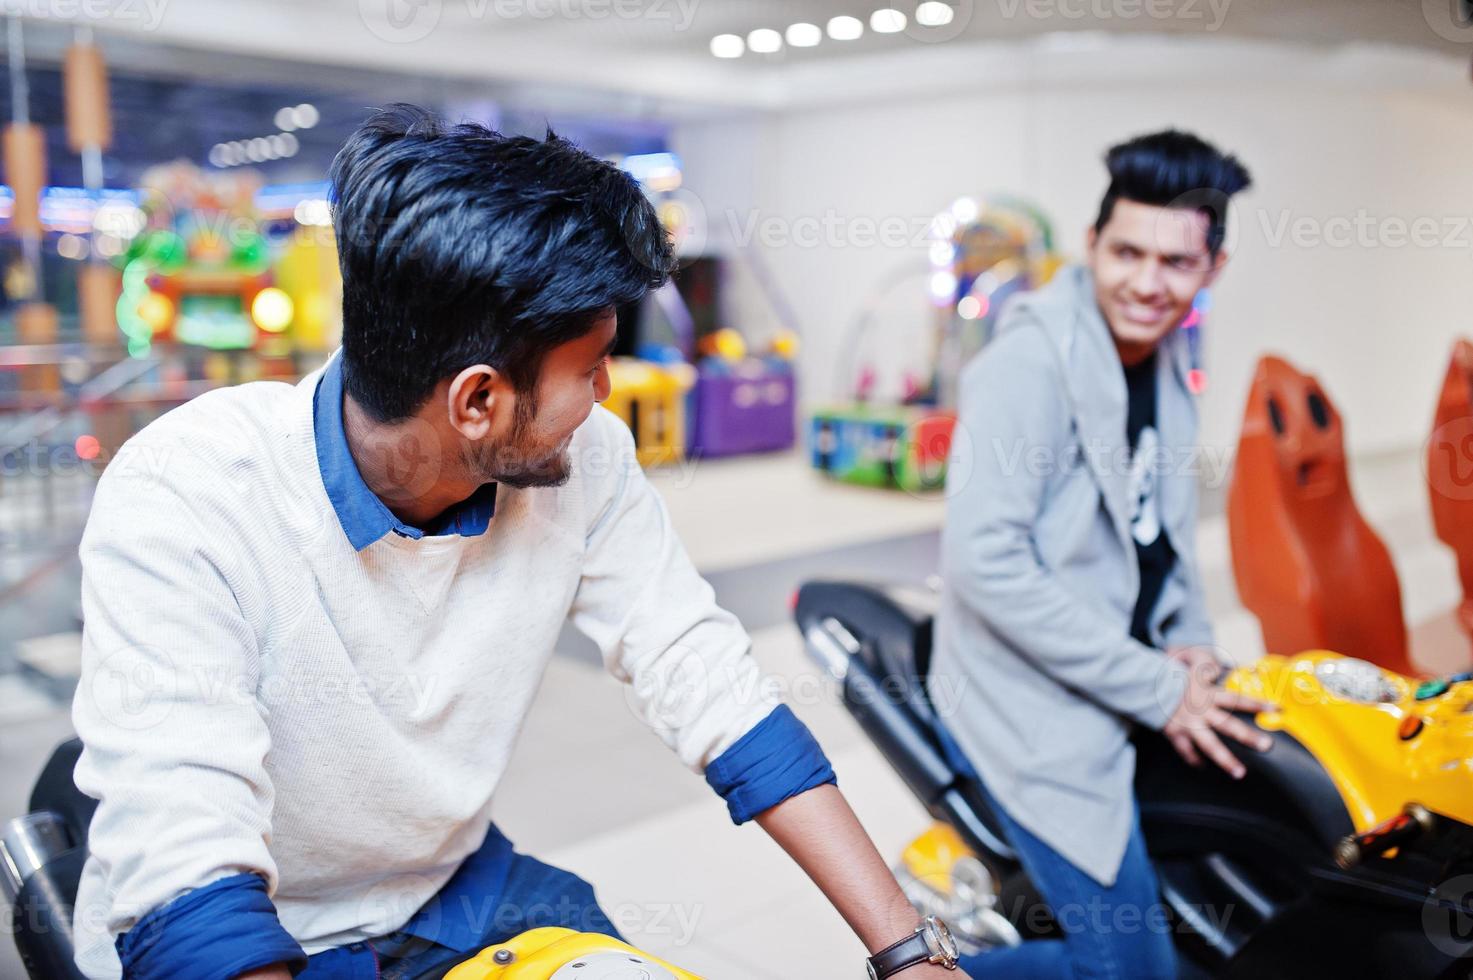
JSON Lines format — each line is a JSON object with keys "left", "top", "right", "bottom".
{"left": 71, "top": 106, "right": 964, "bottom": 980}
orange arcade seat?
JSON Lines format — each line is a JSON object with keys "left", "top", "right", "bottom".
{"left": 1227, "top": 355, "right": 1414, "bottom": 676}
{"left": 1428, "top": 338, "right": 1473, "bottom": 643}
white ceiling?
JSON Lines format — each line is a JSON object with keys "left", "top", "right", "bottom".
{"left": 20, "top": 0, "right": 1473, "bottom": 113}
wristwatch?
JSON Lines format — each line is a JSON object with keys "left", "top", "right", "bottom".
{"left": 866, "top": 915, "right": 960, "bottom": 978}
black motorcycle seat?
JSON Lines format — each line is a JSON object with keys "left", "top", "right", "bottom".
{"left": 794, "top": 580, "right": 940, "bottom": 720}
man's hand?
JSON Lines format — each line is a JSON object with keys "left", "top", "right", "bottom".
{"left": 1165, "top": 644, "right": 1222, "bottom": 679}
{"left": 1162, "top": 654, "right": 1274, "bottom": 779}
{"left": 753, "top": 784, "right": 971, "bottom": 977}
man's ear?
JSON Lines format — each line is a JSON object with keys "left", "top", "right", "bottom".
{"left": 446, "top": 364, "right": 501, "bottom": 440}
{"left": 1203, "top": 248, "right": 1229, "bottom": 286}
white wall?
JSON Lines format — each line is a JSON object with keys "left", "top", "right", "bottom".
{"left": 673, "top": 37, "right": 1473, "bottom": 457}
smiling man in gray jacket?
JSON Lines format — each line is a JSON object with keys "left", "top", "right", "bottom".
{"left": 932, "top": 131, "right": 1270, "bottom": 978}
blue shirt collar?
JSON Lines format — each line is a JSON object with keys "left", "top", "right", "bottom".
{"left": 313, "top": 354, "right": 497, "bottom": 551}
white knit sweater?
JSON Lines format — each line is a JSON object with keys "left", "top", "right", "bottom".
{"left": 70, "top": 364, "right": 776, "bottom": 977}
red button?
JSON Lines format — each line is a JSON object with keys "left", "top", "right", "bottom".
{"left": 1398, "top": 716, "right": 1424, "bottom": 741}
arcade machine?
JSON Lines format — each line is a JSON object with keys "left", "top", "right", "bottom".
{"left": 810, "top": 196, "right": 1061, "bottom": 493}
{"left": 675, "top": 255, "right": 798, "bottom": 459}
{"left": 604, "top": 286, "right": 696, "bottom": 469}
{"left": 606, "top": 151, "right": 799, "bottom": 465}
{"left": 115, "top": 164, "right": 342, "bottom": 386}
{"left": 599, "top": 151, "right": 696, "bottom": 468}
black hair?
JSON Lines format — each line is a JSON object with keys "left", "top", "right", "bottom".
{"left": 1093, "top": 129, "right": 1252, "bottom": 256}
{"left": 329, "top": 103, "right": 674, "bottom": 422}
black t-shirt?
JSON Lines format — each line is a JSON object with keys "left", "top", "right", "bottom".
{"left": 1124, "top": 353, "right": 1176, "bottom": 647}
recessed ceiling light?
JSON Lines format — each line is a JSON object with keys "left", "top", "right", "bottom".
{"left": 747, "top": 27, "right": 783, "bottom": 54}
{"left": 916, "top": 2, "right": 955, "bottom": 27}
{"left": 870, "top": 8, "right": 907, "bottom": 33}
{"left": 710, "top": 33, "right": 744, "bottom": 58}
{"left": 786, "top": 22, "right": 822, "bottom": 47}
{"left": 826, "top": 15, "right": 863, "bottom": 40}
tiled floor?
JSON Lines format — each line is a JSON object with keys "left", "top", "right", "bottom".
{"left": 0, "top": 446, "right": 1467, "bottom": 978}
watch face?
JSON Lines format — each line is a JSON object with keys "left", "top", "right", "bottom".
{"left": 925, "top": 916, "right": 960, "bottom": 964}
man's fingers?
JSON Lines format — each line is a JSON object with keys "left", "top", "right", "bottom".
{"left": 1209, "top": 709, "right": 1274, "bottom": 753}
{"left": 1211, "top": 689, "right": 1275, "bottom": 716}
{"left": 1192, "top": 727, "right": 1245, "bottom": 779}
{"left": 1169, "top": 732, "right": 1202, "bottom": 767}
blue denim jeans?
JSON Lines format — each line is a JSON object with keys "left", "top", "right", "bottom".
{"left": 368, "top": 848, "right": 627, "bottom": 978}
{"left": 959, "top": 780, "right": 1178, "bottom": 980}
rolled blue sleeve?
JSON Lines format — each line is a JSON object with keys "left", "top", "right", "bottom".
{"left": 704, "top": 704, "right": 837, "bottom": 824}
{"left": 117, "top": 872, "right": 307, "bottom": 980}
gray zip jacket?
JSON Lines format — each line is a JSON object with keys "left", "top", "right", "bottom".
{"left": 929, "top": 265, "right": 1210, "bottom": 886}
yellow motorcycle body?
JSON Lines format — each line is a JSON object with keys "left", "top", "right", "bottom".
{"left": 446, "top": 926, "right": 703, "bottom": 980}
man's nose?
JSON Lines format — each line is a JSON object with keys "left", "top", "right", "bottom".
{"left": 1130, "top": 257, "right": 1166, "bottom": 298}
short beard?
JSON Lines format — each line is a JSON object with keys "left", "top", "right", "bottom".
{"left": 462, "top": 386, "right": 573, "bottom": 489}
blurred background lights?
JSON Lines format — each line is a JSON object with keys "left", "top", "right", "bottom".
{"left": 74, "top": 435, "right": 101, "bottom": 461}
{"left": 710, "top": 33, "right": 744, "bottom": 57}
{"left": 930, "top": 270, "right": 958, "bottom": 301}
{"left": 871, "top": 8, "right": 907, "bottom": 33}
{"left": 950, "top": 196, "right": 979, "bottom": 223}
{"left": 957, "top": 294, "right": 991, "bottom": 320}
{"left": 136, "top": 291, "right": 174, "bottom": 333}
{"left": 929, "top": 240, "right": 954, "bottom": 266}
{"left": 251, "top": 287, "right": 295, "bottom": 333}
{"left": 786, "top": 22, "right": 822, "bottom": 47}
{"left": 826, "top": 15, "right": 863, "bottom": 40}
{"left": 916, "top": 2, "right": 956, "bottom": 27}
{"left": 293, "top": 198, "right": 332, "bottom": 226}
{"left": 275, "top": 103, "right": 319, "bottom": 131}
{"left": 747, "top": 28, "right": 783, "bottom": 53}
{"left": 56, "top": 234, "right": 86, "bottom": 260}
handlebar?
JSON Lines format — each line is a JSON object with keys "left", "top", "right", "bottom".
{"left": 1333, "top": 802, "right": 1436, "bottom": 869}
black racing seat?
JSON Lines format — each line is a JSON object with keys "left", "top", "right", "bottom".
{"left": 8, "top": 737, "right": 94, "bottom": 980}
{"left": 794, "top": 579, "right": 939, "bottom": 720}
{"left": 794, "top": 580, "right": 1018, "bottom": 860}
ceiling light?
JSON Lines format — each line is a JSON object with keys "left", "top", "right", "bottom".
{"left": 710, "top": 33, "right": 744, "bottom": 58}
{"left": 747, "top": 28, "right": 783, "bottom": 53}
{"left": 871, "top": 8, "right": 906, "bottom": 33}
{"left": 916, "top": 2, "right": 955, "bottom": 27}
{"left": 826, "top": 15, "right": 863, "bottom": 40}
{"left": 786, "top": 22, "right": 822, "bottom": 47}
